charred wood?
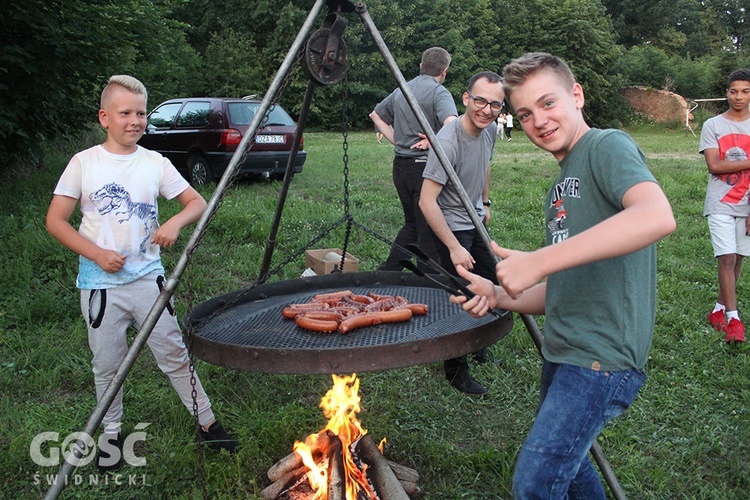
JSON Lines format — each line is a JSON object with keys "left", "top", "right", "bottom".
{"left": 353, "top": 434, "right": 409, "bottom": 500}
{"left": 327, "top": 436, "right": 346, "bottom": 500}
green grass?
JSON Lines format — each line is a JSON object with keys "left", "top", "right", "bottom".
{"left": 1, "top": 128, "right": 749, "bottom": 498}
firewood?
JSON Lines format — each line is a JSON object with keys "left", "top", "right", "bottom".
{"left": 399, "top": 480, "right": 422, "bottom": 496}
{"left": 354, "top": 434, "right": 409, "bottom": 500}
{"left": 268, "top": 451, "right": 303, "bottom": 482}
{"left": 387, "top": 460, "right": 419, "bottom": 483}
{"left": 260, "top": 465, "right": 308, "bottom": 499}
{"left": 327, "top": 435, "right": 346, "bottom": 500}
{"left": 268, "top": 431, "right": 338, "bottom": 482}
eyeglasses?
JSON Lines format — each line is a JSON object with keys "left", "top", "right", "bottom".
{"left": 467, "top": 93, "right": 503, "bottom": 112}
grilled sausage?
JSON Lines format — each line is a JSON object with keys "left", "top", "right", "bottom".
{"left": 297, "top": 310, "right": 344, "bottom": 322}
{"left": 396, "top": 303, "right": 429, "bottom": 315}
{"left": 281, "top": 302, "right": 330, "bottom": 319}
{"left": 295, "top": 316, "right": 340, "bottom": 333}
{"left": 375, "top": 308, "right": 413, "bottom": 323}
{"left": 364, "top": 296, "right": 407, "bottom": 312}
{"left": 338, "top": 313, "right": 382, "bottom": 334}
{"left": 348, "top": 294, "right": 375, "bottom": 304}
{"left": 367, "top": 292, "right": 394, "bottom": 301}
{"left": 310, "top": 290, "right": 353, "bottom": 302}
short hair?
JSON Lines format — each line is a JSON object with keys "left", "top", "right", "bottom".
{"left": 420, "top": 47, "right": 451, "bottom": 77}
{"left": 502, "top": 52, "right": 577, "bottom": 102}
{"left": 467, "top": 71, "right": 503, "bottom": 93}
{"left": 100, "top": 75, "right": 148, "bottom": 109}
{"left": 727, "top": 69, "right": 750, "bottom": 88}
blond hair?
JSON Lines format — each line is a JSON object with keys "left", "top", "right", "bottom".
{"left": 502, "top": 53, "right": 576, "bottom": 103}
{"left": 100, "top": 75, "right": 148, "bottom": 109}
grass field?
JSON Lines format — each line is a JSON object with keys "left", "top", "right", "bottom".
{"left": 1, "top": 126, "right": 749, "bottom": 499}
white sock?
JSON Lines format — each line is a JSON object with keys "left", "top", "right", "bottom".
{"left": 713, "top": 303, "right": 726, "bottom": 314}
{"left": 727, "top": 310, "right": 740, "bottom": 321}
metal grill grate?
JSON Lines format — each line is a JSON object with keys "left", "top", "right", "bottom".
{"left": 186, "top": 272, "right": 513, "bottom": 374}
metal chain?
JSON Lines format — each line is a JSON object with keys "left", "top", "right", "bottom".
{"left": 339, "top": 73, "right": 354, "bottom": 273}
{"left": 183, "top": 263, "right": 208, "bottom": 499}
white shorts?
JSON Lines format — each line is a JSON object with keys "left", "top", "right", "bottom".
{"left": 707, "top": 214, "right": 750, "bottom": 257}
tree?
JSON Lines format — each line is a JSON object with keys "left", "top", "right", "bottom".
{"left": 0, "top": 0, "right": 199, "bottom": 171}
{"left": 706, "top": 0, "right": 750, "bottom": 50}
{"left": 495, "top": 0, "right": 622, "bottom": 127}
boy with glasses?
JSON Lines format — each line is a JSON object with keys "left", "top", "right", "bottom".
{"left": 420, "top": 71, "right": 505, "bottom": 395}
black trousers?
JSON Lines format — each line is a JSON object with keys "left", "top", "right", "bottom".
{"left": 434, "top": 227, "right": 499, "bottom": 377}
{"left": 378, "top": 156, "right": 438, "bottom": 273}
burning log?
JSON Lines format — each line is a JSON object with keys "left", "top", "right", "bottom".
{"left": 326, "top": 435, "right": 346, "bottom": 500}
{"left": 268, "top": 452, "right": 303, "bottom": 483}
{"left": 264, "top": 435, "right": 421, "bottom": 499}
{"left": 260, "top": 465, "right": 308, "bottom": 499}
{"left": 353, "top": 434, "right": 410, "bottom": 500}
{"left": 263, "top": 375, "right": 420, "bottom": 499}
{"left": 268, "top": 431, "right": 339, "bottom": 482}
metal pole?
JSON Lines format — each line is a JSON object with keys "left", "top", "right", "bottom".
{"left": 357, "top": 4, "right": 488, "bottom": 250}
{"left": 358, "top": 4, "right": 625, "bottom": 498}
{"left": 259, "top": 80, "right": 317, "bottom": 283}
{"left": 42, "top": 1, "right": 329, "bottom": 498}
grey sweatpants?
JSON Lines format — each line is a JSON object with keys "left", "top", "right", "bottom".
{"left": 81, "top": 273, "right": 214, "bottom": 432}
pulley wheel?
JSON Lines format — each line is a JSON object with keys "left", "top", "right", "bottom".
{"left": 304, "top": 28, "right": 350, "bottom": 85}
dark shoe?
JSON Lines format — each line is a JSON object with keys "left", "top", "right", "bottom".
{"left": 447, "top": 368, "right": 488, "bottom": 395}
{"left": 96, "top": 432, "right": 124, "bottom": 473}
{"left": 198, "top": 420, "right": 238, "bottom": 453}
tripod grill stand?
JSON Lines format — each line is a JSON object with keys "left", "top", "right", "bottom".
{"left": 44, "top": 1, "right": 626, "bottom": 498}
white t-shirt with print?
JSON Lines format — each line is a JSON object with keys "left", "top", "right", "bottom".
{"left": 699, "top": 114, "right": 750, "bottom": 217}
{"left": 53, "top": 145, "right": 189, "bottom": 289}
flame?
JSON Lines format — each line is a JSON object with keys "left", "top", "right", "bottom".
{"left": 293, "top": 373, "right": 380, "bottom": 499}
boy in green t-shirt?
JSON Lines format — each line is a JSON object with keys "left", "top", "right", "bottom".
{"left": 450, "top": 53, "right": 676, "bottom": 497}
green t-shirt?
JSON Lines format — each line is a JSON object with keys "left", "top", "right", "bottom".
{"left": 543, "top": 129, "right": 658, "bottom": 371}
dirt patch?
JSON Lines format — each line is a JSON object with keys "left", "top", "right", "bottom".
{"left": 619, "top": 86, "right": 691, "bottom": 124}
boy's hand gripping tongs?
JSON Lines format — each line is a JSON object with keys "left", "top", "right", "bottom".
{"left": 399, "top": 243, "right": 502, "bottom": 318}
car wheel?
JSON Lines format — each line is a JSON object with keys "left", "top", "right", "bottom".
{"left": 188, "top": 155, "right": 214, "bottom": 186}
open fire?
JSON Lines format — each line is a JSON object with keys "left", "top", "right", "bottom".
{"left": 261, "top": 374, "right": 419, "bottom": 499}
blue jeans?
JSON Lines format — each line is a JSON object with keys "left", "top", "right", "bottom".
{"left": 512, "top": 360, "right": 646, "bottom": 499}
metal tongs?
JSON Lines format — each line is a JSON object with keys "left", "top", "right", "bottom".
{"left": 399, "top": 243, "right": 502, "bottom": 318}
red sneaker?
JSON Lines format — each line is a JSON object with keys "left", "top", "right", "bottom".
{"left": 708, "top": 309, "right": 727, "bottom": 332}
{"left": 725, "top": 318, "right": 746, "bottom": 343}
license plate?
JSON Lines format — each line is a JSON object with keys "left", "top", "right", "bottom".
{"left": 255, "top": 135, "right": 285, "bottom": 144}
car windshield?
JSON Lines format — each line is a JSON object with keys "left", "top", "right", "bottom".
{"left": 227, "top": 102, "right": 295, "bottom": 127}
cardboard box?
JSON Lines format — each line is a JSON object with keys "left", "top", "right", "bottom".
{"left": 305, "top": 248, "right": 359, "bottom": 275}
